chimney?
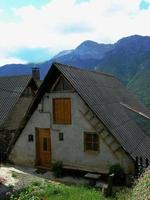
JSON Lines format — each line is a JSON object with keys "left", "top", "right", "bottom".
{"left": 32, "top": 67, "right": 40, "bottom": 81}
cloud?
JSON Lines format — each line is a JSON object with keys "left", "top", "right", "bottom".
{"left": 59, "top": 24, "right": 93, "bottom": 34}
{"left": 75, "top": 0, "right": 90, "bottom": 4}
{"left": 0, "top": 0, "right": 150, "bottom": 64}
{"left": 0, "top": 54, "right": 26, "bottom": 66}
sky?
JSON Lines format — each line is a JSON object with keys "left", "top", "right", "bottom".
{"left": 0, "top": 0, "right": 150, "bottom": 66}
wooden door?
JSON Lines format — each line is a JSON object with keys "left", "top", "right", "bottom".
{"left": 36, "top": 128, "right": 51, "bottom": 168}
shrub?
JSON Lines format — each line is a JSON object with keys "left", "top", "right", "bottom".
{"left": 130, "top": 168, "right": 150, "bottom": 200}
{"left": 52, "top": 161, "right": 63, "bottom": 178}
{"left": 11, "top": 171, "right": 18, "bottom": 178}
{"left": 109, "top": 164, "right": 125, "bottom": 185}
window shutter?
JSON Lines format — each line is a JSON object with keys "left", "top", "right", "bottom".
{"left": 53, "top": 98, "right": 71, "bottom": 124}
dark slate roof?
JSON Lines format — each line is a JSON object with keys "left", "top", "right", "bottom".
{"left": 53, "top": 63, "right": 150, "bottom": 160}
{"left": 0, "top": 75, "right": 32, "bottom": 126}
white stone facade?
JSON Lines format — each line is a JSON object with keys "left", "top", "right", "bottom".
{"left": 9, "top": 91, "right": 134, "bottom": 174}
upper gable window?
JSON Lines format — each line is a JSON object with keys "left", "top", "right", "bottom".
{"left": 53, "top": 98, "right": 72, "bottom": 124}
{"left": 52, "top": 76, "right": 73, "bottom": 92}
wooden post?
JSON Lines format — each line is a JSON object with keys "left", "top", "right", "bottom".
{"left": 103, "top": 173, "right": 114, "bottom": 197}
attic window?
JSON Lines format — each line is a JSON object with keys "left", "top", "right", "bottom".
{"left": 84, "top": 132, "right": 99, "bottom": 152}
{"left": 52, "top": 76, "right": 73, "bottom": 92}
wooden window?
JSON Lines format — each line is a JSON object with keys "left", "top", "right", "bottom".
{"left": 84, "top": 132, "right": 99, "bottom": 152}
{"left": 53, "top": 98, "right": 71, "bottom": 124}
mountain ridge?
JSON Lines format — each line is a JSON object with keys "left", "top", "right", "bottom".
{"left": 0, "top": 34, "right": 150, "bottom": 108}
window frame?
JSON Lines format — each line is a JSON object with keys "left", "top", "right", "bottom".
{"left": 84, "top": 132, "right": 99, "bottom": 152}
{"left": 51, "top": 75, "right": 74, "bottom": 93}
{"left": 53, "top": 98, "right": 72, "bottom": 125}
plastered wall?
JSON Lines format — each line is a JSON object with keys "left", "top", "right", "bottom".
{"left": 9, "top": 92, "right": 134, "bottom": 174}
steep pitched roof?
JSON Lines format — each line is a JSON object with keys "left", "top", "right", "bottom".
{"left": 51, "top": 63, "right": 150, "bottom": 160}
{"left": 0, "top": 75, "right": 32, "bottom": 126}
{"left": 10, "top": 62, "right": 150, "bottom": 161}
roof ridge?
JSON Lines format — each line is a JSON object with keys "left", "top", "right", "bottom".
{"left": 53, "top": 62, "right": 116, "bottom": 78}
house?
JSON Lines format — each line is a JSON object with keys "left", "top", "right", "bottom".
{"left": 0, "top": 69, "right": 39, "bottom": 160}
{"left": 8, "top": 63, "right": 150, "bottom": 174}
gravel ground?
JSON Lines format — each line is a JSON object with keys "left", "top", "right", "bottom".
{"left": 0, "top": 164, "right": 46, "bottom": 189}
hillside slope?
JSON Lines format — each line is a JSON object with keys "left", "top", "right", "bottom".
{"left": 128, "top": 60, "right": 150, "bottom": 108}
{"left": 97, "top": 35, "right": 150, "bottom": 84}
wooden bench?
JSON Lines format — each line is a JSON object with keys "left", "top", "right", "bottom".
{"left": 84, "top": 173, "right": 101, "bottom": 186}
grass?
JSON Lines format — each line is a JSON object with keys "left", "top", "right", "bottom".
{"left": 11, "top": 171, "right": 18, "bottom": 178}
{"left": 10, "top": 181, "right": 112, "bottom": 200}
{"left": 8, "top": 168, "right": 150, "bottom": 200}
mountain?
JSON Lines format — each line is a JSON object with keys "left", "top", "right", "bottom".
{"left": 0, "top": 63, "right": 35, "bottom": 76}
{"left": 127, "top": 59, "right": 150, "bottom": 108}
{"left": 0, "top": 61, "right": 52, "bottom": 80}
{"left": 0, "top": 40, "right": 113, "bottom": 78}
{"left": 96, "top": 35, "right": 150, "bottom": 84}
{"left": 0, "top": 35, "right": 150, "bottom": 109}
{"left": 95, "top": 35, "right": 150, "bottom": 108}
{"left": 52, "top": 40, "right": 114, "bottom": 69}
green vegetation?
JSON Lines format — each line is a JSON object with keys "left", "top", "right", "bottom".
{"left": 52, "top": 161, "right": 63, "bottom": 178}
{"left": 10, "top": 181, "right": 111, "bottom": 200}
{"left": 114, "top": 188, "right": 131, "bottom": 200}
{"left": 109, "top": 164, "right": 125, "bottom": 185}
{"left": 114, "top": 168, "right": 150, "bottom": 200}
{"left": 129, "top": 168, "right": 150, "bottom": 200}
{"left": 11, "top": 171, "right": 18, "bottom": 178}
{"left": 8, "top": 168, "right": 150, "bottom": 200}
